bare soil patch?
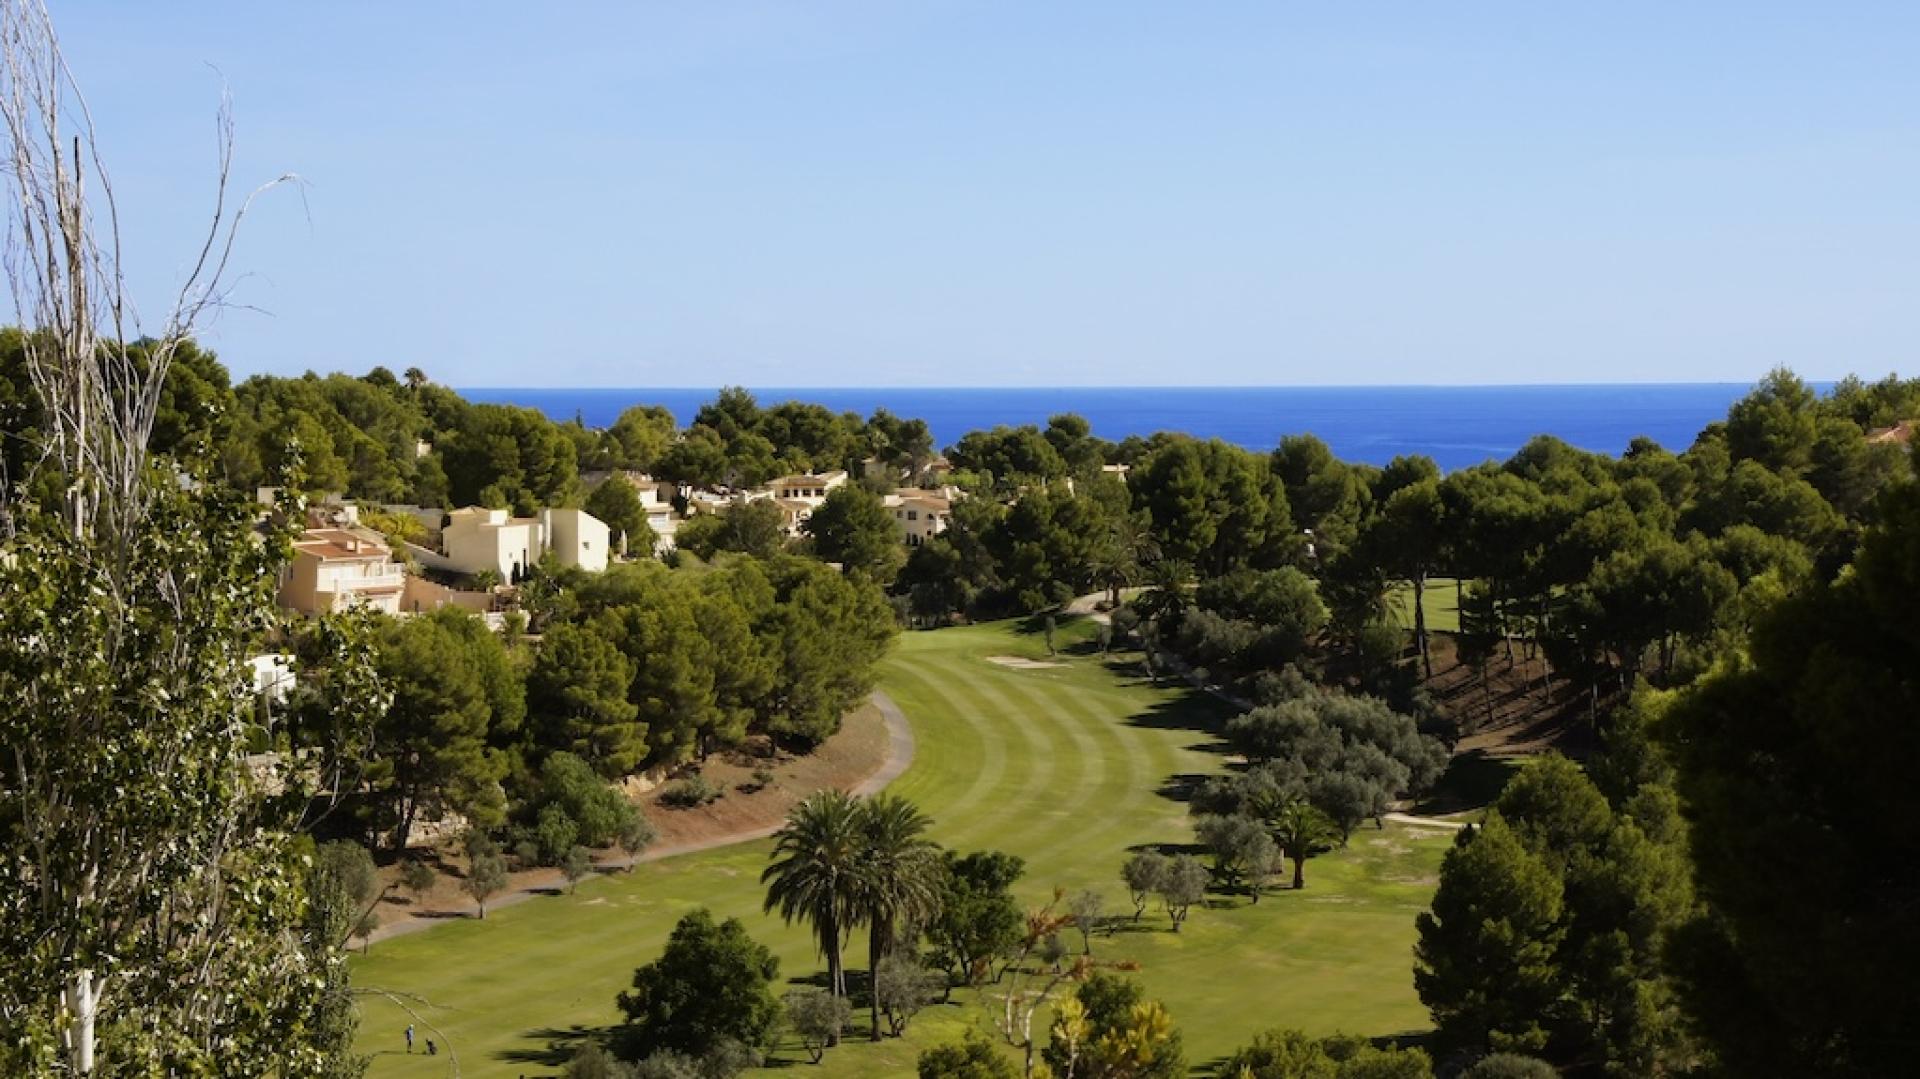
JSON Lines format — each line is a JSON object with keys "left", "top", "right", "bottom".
{"left": 639, "top": 700, "right": 890, "bottom": 849}
{"left": 363, "top": 700, "right": 892, "bottom": 940}
{"left": 1419, "top": 633, "right": 1600, "bottom": 759}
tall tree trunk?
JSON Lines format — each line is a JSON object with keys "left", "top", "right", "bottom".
{"left": 1413, "top": 570, "right": 1431, "bottom": 679}
{"left": 1495, "top": 584, "right": 1515, "bottom": 664}
{"left": 869, "top": 917, "right": 888, "bottom": 1041}
{"left": 1292, "top": 855, "right": 1305, "bottom": 890}
{"left": 1537, "top": 595, "right": 1552, "bottom": 704}
{"left": 392, "top": 781, "right": 418, "bottom": 856}
{"left": 823, "top": 907, "right": 845, "bottom": 1049}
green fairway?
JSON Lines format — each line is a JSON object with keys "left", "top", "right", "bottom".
{"left": 352, "top": 618, "right": 1450, "bottom": 1076}
{"left": 1385, "top": 577, "right": 1464, "bottom": 634}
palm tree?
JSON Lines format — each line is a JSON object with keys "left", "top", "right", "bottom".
{"left": 1090, "top": 513, "right": 1160, "bottom": 607}
{"left": 1263, "top": 799, "right": 1338, "bottom": 890}
{"left": 855, "top": 794, "right": 943, "bottom": 1040}
{"left": 1134, "top": 558, "right": 1193, "bottom": 624}
{"left": 763, "top": 790, "right": 869, "bottom": 1016}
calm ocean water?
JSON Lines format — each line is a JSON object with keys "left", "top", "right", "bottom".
{"left": 460, "top": 384, "right": 1786, "bottom": 473}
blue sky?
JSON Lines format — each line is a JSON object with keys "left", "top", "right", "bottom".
{"left": 50, "top": 2, "right": 1920, "bottom": 387}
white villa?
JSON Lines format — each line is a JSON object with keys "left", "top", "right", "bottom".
{"left": 634, "top": 478, "right": 680, "bottom": 553}
{"left": 769, "top": 470, "right": 848, "bottom": 506}
{"left": 442, "top": 506, "right": 611, "bottom": 579}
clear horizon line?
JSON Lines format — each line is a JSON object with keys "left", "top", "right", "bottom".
{"left": 452, "top": 378, "right": 1805, "bottom": 391}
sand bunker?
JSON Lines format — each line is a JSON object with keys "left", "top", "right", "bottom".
{"left": 986, "top": 655, "right": 1065, "bottom": 670}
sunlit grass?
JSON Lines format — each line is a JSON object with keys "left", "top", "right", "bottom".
{"left": 353, "top": 618, "right": 1449, "bottom": 1076}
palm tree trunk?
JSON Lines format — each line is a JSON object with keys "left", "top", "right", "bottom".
{"left": 1291, "top": 854, "right": 1305, "bottom": 890}
{"left": 869, "top": 917, "right": 887, "bottom": 1041}
{"left": 824, "top": 907, "right": 846, "bottom": 1023}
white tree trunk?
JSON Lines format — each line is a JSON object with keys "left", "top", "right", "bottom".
{"left": 64, "top": 969, "right": 96, "bottom": 1073}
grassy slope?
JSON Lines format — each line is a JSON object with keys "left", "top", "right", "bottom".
{"left": 353, "top": 618, "right": 1449, "bottom": 1077}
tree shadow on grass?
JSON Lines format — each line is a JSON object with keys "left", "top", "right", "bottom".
{"left": 1124, "top": 692, "right": 1236, "bottom": 808}
{"left": 1155, "top": 772, "right": 1214, "bottom": 805}
{"left": 407, "top": 909, "right": 474, "bottom": 921}
{"left": 1124, "top": 697, "right": 1233, "bottom": 738}
{"left": 497, "top": 1023, "right": 611, "bottom": 1066}
{"left": 1414, "top": 749, "right": 1518, "bottom": 815}
{"left": 1123, "top": 840, "right": 1206, "bottom": 858}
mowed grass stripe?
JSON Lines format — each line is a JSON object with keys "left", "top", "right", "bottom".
{"left": 873, "top": 660, "right": 991, "bottom": 815}
{"left": 893, "top": 653, "right": 1029, "bottom": 823}
{"left": 971, "top": 669, "right": 1146, "bottom": 888}
{"left": 930, "top": 664, "right": 1086, "bottom": 854}
{"left": 905, "top": 662, "right": 1063, "bottom": 855}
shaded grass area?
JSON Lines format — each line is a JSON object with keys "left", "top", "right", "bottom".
{"left": 1414, "top": 749, "right": 1521, "bottom": 817}
{"left": 353, "top": 619, "right": 1449, "bottom": 1077}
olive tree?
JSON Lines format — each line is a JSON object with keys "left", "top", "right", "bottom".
{"left": 1158, "top": 855, "right": 1210, "bottom": 932}
{"left": 1121, "top": 850, "right": 1169, "bottom": 922}
{"left": 783, "top": 987, "right": 850, "bottom": 1063}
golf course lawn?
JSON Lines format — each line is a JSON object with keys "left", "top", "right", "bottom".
{"left": 1384, "top": 577, "right": 1464, "bottom": 635}
{"left": 353, "top": 618, "right": 1452, "bottom": 1076}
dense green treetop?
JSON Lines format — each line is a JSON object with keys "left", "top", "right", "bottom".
{"left": 1659, "top": 480, "right": 1920, "bottom": 1077}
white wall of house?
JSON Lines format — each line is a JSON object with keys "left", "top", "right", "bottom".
{"left": 541, "top": 507, "right": 610, "bottom": 572}
{"left": 646, "top": 507, "right": 679, "bottom": 553}
{"left": 440, "top": 505, "right": 613, "bottom": 576}
{"left": 443, "top": 507, "right": 541, "bottom": 579}
{"left": 248, "top": 654, "right": 296, "bottom": 703}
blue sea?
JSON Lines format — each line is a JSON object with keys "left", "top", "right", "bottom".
{"left": 459, "top": 384, "right": 1786, "bottom": 473}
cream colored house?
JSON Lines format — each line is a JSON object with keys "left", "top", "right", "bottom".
{"left": 884, "top": 488, "right": 953, "bottom": 547}
{"left": 441, "top": 506, "right": 610, "bottom": 579}
{"left": 279, "top": 528, "right": 406, "bottom": 615}
{"left": 630, "top": 476, "right": 681, "bottom": 553}
{"left": 770, "top": 470, "right": 848, "bottom": 507}
{"left": 771, "top": 497, "right": 816, "bottom": 538}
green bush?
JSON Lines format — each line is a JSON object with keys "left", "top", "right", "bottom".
{"left": 659, "top": 775, "right": 721, "bottom": 808}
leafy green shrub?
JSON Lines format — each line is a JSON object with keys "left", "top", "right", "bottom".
{"left": 399, "top": 858, "right": 435, "bottom": 901}
{"left": 660, "top": 776, "right": 721, "bottom": 808}
{"left": 1460, "top": 1053, "right": 1555, "bottom": 1079}
{"left": 535, "top": 803, "right": 579, "bottom": 864}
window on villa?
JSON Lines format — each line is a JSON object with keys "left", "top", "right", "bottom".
{"left": 907, "top": 510, "right": 918, "bottom": 521}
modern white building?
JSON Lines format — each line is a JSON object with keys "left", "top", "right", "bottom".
{"left": 441, "top": 506, "right": 610, "bottom": 579}
{"left": 541, "top": 507, "right": 610, "bottom": 572}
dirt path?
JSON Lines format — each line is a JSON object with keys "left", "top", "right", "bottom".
{"left": 1383, "top": 811, "right": 1468, "bottom": 831}
{"left": 1062, "top": 591, "right": 1113, "bottom": 623}
{"left": 364, "top": 690, "right": 915, "bottom": 945}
